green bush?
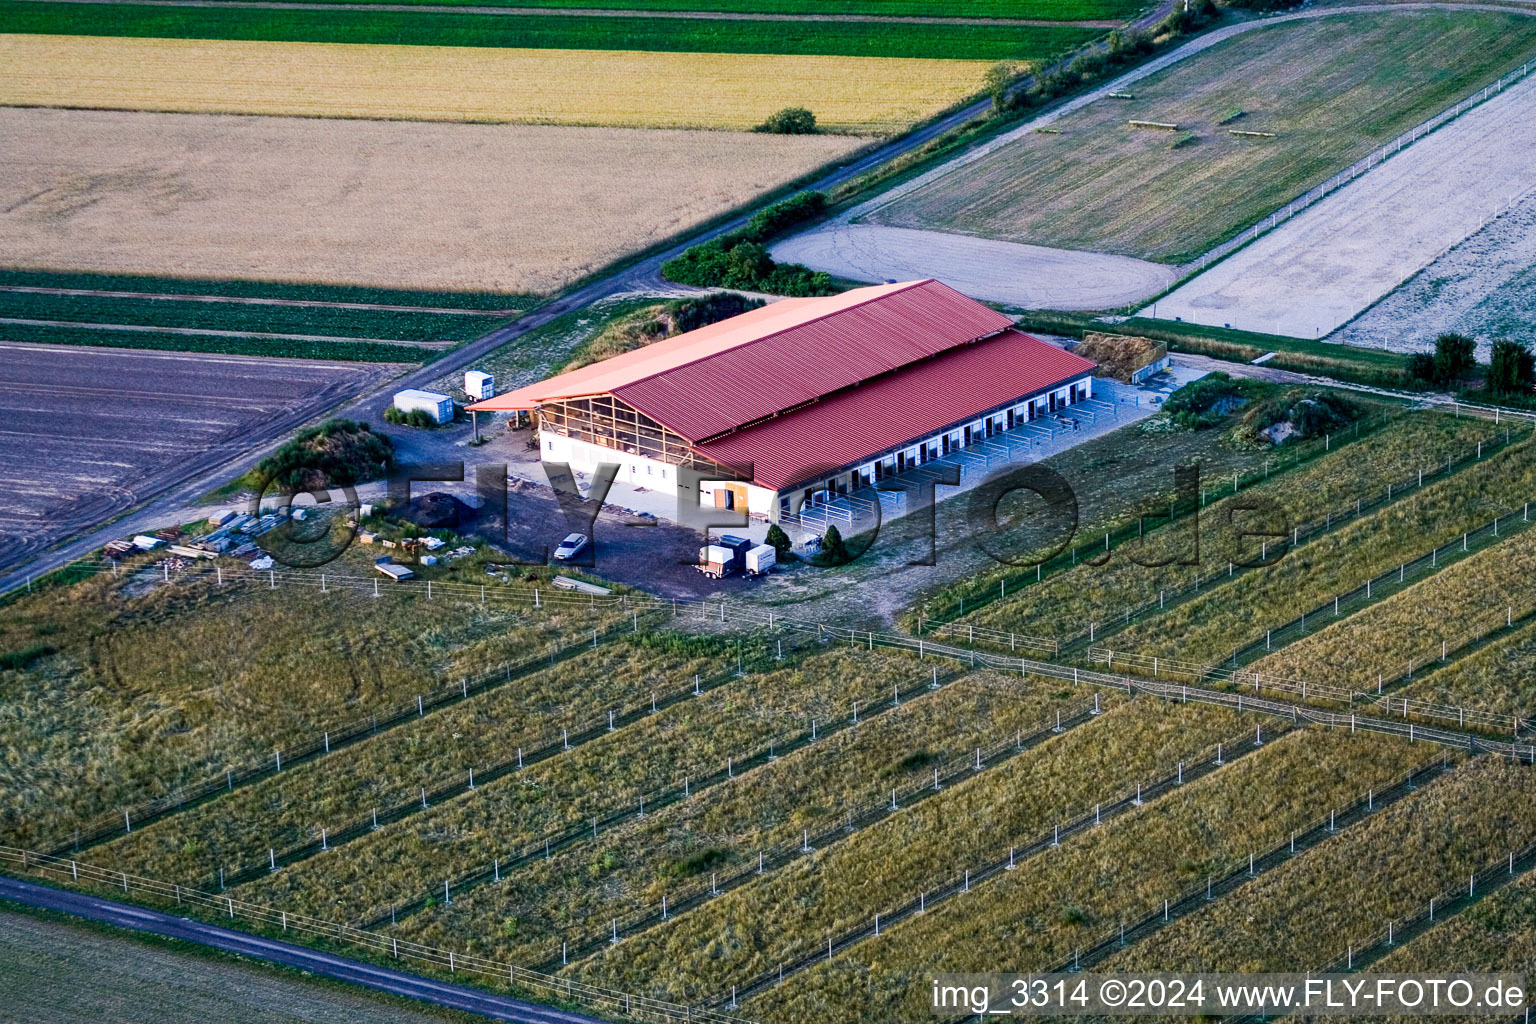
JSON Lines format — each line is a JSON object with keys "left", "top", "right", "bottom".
{"left": 382, "top": 406, "right": 440, "bottom": 428}
{"left": 0, "top": 644, "right": 56, "bottom": 671}
{"left": 754, "top": 107, "right": 817, "bottom": 134}
{"left": 764, "top": 523, "right": 793, "bottom": 560}
{"left": 811, "top": 524, "right": 853, "bottom": 566}
{"left": 662, "top": 191, "right": 837, "bottom": 295}
{"left": 253, "top": 418, "right": 396, "bottom": 490}
{"left": 1161, "top": 372, "right": 1267, "bottom": 430}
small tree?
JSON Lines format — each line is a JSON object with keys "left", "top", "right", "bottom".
{"left": 1405, "top": 351, "right": 1436, "bottom": 386}
{"left": 817, "top": 524, "right": 851, "bottom": 566}
{"left": 983, "top": 62, "right": 1016, "bottom": 112}
{"left": 754, "top": 107, "right": 817, "bottom": 134}
{"left": 764, "top": 523, "right": 793, "bottom": 559}
{"left": 1432, "top": 332, "right": 1476, "bottom": 386}
{"left": 1487, "top": 338, "right": 1535, "bottom": 395}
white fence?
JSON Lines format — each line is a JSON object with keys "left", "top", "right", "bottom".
{"left": 0, "top": 845, "right": 752, "bottom": 1024}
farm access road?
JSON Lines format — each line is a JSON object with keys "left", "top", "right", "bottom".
{"left": 0, "top": 0, "right": 1182, "bottom": 599}
{"left": 0, "top": 875, "right": 608, "bottom": 1024}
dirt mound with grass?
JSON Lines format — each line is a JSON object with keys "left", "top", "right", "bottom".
{"left": 1076, "top": 332, "right": 1166, "bottom": 382}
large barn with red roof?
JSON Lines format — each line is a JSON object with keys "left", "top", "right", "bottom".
{"left": 469, "top": 279, "right": 1096, "bottom": 523}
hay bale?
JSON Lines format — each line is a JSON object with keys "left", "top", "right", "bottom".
{"left": 1077, "top": 333, "right": 1168, "bottom": 383}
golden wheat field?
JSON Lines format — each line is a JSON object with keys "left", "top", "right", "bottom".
{"left": 0, "top": 105, "right": 868, "bottom": 294}
{"left": 0, "top": 34, "right": 988, "bottom": 133}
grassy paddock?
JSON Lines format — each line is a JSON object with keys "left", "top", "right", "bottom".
{"left": 389, "top": 673, "right": 1096, "bottom": 964}
{"left": 569, "top": 700, "right": 1245, "bottom": 1002}
{"left": 750, "top": 729, "right": 1426, "bottom": 1023}
{"left": 1363, "top": 870, "right": 1536, "bottom": 1017}
{"left": 1251, "top": 528, "right": 1536, "bottom": 690}
{"left": 0, "top": 2, "right": 1100, "bottom": 59}
{"left": 1402, "top": 619, "right": 1536, "bottom": 721}
{"left": 93, "top": 636, "right": 745, "bottom": 885}
{"left": 222, "top": 648, "right": 934, "bottom": 920}
{"left": 1112, "top": 439, "right": 1536, "bottom": 663}
{"left": 869, "top": 10, "right": 1536, "bottom": 262}
{"left": 1100, "top": 756, "right": 1536, "bottom": 973}
{"left": 0, "top": 552, "right": 626, "bottom": 850}
{"left": 941, "top": 412, "right": 1492, "bottom": 641}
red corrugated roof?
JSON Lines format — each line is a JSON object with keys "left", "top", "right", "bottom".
{"left": 693, "top": 329, "right": 1096, "bottom": 492}
{"left": 469, "top": 280, "right": 1013, "bottom": 440}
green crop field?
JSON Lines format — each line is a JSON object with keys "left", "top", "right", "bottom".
{"left": 867, "top": 9, "right": 1536, "bottom": 262}
{"left": 240, "top": 0, "right": 1143, "bottom": 19}
{"left": 750, "top": 728, "right": 1426, "bottom": 1023}
{"left": 0, "top": 271, "right": 520, "bottom": 362}
{"left": 0, "top": 1, "right": 1101, "bottom": 60}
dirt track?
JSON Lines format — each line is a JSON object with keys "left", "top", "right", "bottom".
{"left": 772, "top": 223, "right": 1176, "bottom": 309}
{"left": 1146, "top": 55, "right": 1536, "bottom": 337}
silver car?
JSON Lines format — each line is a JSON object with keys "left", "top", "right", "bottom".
{"left": 552, "top": 533, "right": 588, "bottom": 560}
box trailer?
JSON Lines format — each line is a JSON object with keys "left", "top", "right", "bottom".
{"left": 697, "top": 544, "right": 736, "bottom": 579}
{"left": 464, "top": 371, "right": 495, "bottom": 401}
{"left": 393, "top": 389, "right": 454, "bottom": 424}
{"left": 744, "top": 544, "right": 776, "bottom": 576}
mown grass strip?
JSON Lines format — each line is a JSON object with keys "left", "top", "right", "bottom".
{"left": 0, "top": 1, "right": 1101, "bottom": 59}
{"left": 0, "top": 320, "right": 430, "bottom": 362}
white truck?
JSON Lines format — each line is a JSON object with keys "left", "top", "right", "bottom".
{"left": 464, "top": 370, "right": 495, "bottom": 401}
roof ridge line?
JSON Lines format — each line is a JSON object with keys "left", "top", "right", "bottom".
{"left": 612, "top": 279, "right": 938, "bottom": 395}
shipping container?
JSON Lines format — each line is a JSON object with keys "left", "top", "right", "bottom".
{"left": 393, "top": 389, "right": 454, "bottom": 424}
